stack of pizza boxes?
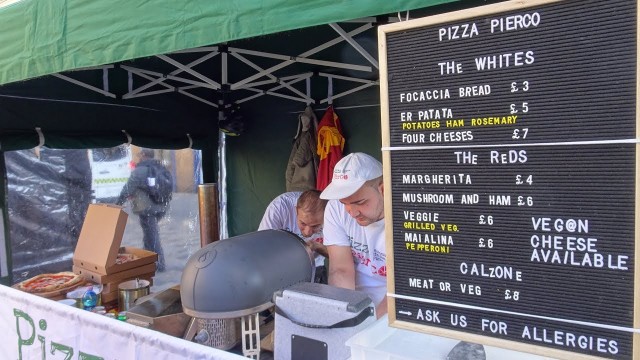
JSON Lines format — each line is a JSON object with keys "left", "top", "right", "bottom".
{"left": 73, "top": 203, "right": 157, "bottom": 304}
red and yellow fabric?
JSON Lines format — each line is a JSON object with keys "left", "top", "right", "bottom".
{"left": 316, "top": 106, "right": 345, "bottom": 191}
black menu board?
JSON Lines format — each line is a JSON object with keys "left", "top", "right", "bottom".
{"left": 378, "top": 0, "right": 638, "bottom": 359}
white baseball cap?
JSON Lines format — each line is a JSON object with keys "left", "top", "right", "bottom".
{"left": 320, "top": 152, "right": 383, "bottom": 200}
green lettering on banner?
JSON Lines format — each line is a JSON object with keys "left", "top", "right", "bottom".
{"left": 13, "top": 308, "right": 103, "bottom": 360}
{"left": 52, "top": 341, "right": 74, "bottom": 360}
{"left": 38, "top": 335, "right": 46, "bottom": 358}
{"left": 79, "top": 352, "right": 105, "bottom": 360}
{"left": 14, "top": 309, "right": 35, "bottom": 360}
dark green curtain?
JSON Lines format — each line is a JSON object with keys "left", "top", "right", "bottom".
{"left": 226, "top": 85, "right": 381, "bottom": 236}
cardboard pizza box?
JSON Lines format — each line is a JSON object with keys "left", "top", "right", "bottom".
{"left": 73, "top": 263, "right": 156, "bottom": 284}
{"left": 101, "top": 289, "right": 119, "bottom": 304}
{"left": 73, "top": 204, "right": 157, "bottom": 274}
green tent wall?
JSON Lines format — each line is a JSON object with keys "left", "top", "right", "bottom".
{"left": 225, "top": 84, "right": 382, "bottom": 236}
{"left": 0, "top": 0, "right": 457, "bottom": 86}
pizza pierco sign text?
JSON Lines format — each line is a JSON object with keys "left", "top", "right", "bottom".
{"left": 379, "top": 0, "right": 639, "bottom": 359}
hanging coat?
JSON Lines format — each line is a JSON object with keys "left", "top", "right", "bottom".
{"left": 316, "top": 106, "right": 345, "bottom": 191}
{"left": 286, "top": 106, "right": 319, "bottom": 192}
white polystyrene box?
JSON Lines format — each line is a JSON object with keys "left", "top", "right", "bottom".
{"left": 274, "top": 282, "right": 376, "bottom": 360}
{"left": 346, "top": 315, "right": 559, "bottom": 360}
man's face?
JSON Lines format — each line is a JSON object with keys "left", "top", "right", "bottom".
{"left": 340, "top": 181, "right": 384, "bottom": 226}
{"left": 296, "top": 208, "right": 324, "bottom": 237}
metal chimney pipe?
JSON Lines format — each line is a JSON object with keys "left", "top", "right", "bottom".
{"left": 197, "top": 183, "right": 220, "bottom": 247}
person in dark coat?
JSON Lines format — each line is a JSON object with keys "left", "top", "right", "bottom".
{"left": 61, "top": 149, "right": 93, "bottom": 241}
{"left": 116, "top": 148, "right": 169, "bottom": 271}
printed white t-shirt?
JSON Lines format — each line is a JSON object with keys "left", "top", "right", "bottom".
{"left": 258, "top": 192, "right": 325, "bottom": 267}
{"left": 323, "top": 199, "right": 387, "bottom": 305}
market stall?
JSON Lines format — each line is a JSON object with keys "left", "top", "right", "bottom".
{"left": 3, "top": 0, "right": 639, "bottom": 359}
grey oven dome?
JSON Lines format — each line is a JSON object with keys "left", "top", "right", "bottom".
{"left": 181, "top": 229, "right": 314, "bottom": 318}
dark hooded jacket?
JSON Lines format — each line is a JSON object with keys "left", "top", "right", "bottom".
{"left": 286, "top": 106, "right": 319, "bottom": 191}
{"left": 116, "top": 159, "right": 167, "bottom": 215}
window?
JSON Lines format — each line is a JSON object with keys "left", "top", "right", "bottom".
{"left": 5, "top": 146, "right": 204, "bottom": 294}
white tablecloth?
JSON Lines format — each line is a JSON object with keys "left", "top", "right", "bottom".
{"left": 0, "top": 284, "right": 244, "bottom": 360}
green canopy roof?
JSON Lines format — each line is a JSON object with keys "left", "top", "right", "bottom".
{"left": 0, "top": 0, "right": 456, "bottom": 86}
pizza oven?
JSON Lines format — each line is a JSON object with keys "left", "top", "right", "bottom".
{"left": 180, "top": 229, "right": 314, "bottom": 356}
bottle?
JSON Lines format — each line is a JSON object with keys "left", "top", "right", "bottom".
{"left": 117, "top": 311, "right": 127, "bottom": 321}
{"left": 82, "top": 289, "right": 98, "bottom": 311}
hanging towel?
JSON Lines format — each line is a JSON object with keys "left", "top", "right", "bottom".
{"left": 316, "top": 106, "right": 345, "bottom": 191}
{"left": 286, "top": 106, "right": 319, "bottom": 191}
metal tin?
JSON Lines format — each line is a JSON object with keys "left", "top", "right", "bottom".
{"left": 118, "top": 279, "right": 150, "bottom": 311}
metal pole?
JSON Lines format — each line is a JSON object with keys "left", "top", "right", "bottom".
{"left": 197, "top": 183, "right": 219, "bottom": 247}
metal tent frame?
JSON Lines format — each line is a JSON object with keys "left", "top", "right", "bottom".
{"left": 46, "top": 19, "right": 384, "bottom": 241}
{"left": 52, "top": 21, "right": 381, "bottom": 110}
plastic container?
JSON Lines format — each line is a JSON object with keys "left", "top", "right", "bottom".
{"left": 346, "top": 315, "right": 458, "bottom": 360}
{"left": 66, "top": 289, "right": 85, "bottom": 309}
{"left": 346, "top": 315, "right": 555, "bottom": 360}
{"left": 57, "top": 299, "right": 77, "bottom": 307}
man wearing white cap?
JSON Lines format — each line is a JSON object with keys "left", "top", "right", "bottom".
{"left": 320, "top": 152, "right": 387, "bottom": 317}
